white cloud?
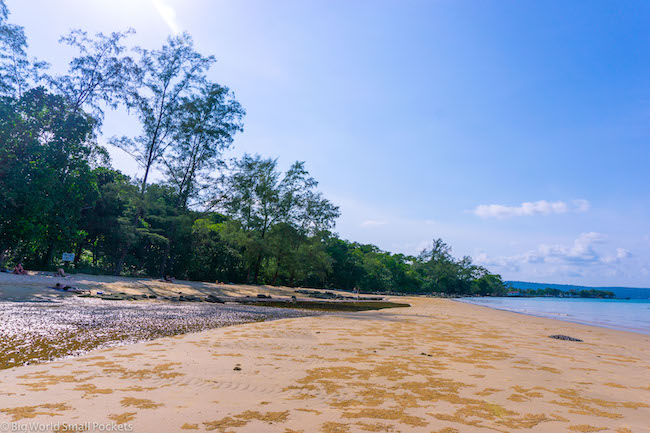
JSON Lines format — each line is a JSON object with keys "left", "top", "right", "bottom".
{"left": 152, "top": 0, "right": 180, "bottom": 34}
{"left": 534, "top": 232, "right": 604, "bottom": 264}
{"left": 476, "top": 233, "right": 634, "bottom": 280}
{"left": 473, "top": 199, "right": 590, "bottom": 219}
{"left": 602, "top": 248, "right": 631, "bottom": 264}
{"left": 360, "top": 219, "right": 388, "bottom": 227}
{"left": 573, "top": 199, "right": 591, "bottom": 212}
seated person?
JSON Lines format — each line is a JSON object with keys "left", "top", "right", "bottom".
{"left": 13, "top": 263, "right": 27, "bottom": 275}
{"left": 55, "top": 268, "right": 67, "bottom": 277}
{"left": 164, "top": 275, "right": 175, "bottom": 283}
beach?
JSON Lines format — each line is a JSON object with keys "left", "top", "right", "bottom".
{"left": 1, "top": 288, "right": 648, "bottom": 432}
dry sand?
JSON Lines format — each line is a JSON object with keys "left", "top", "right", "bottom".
{"left": 0, "top": 271, "right": 316, "bottom": 301}
{"left": 0, "top": 290, "right": 649, "bottom": 432}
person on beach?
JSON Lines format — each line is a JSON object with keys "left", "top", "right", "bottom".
{"left": 55, "top": 268, "right": 67, "bottom": 277}
{"left": 13, "top": 263, "right": 27, "bottom": 275}
{"left": 53, "top": 282, "right": 84, "bottom": 293}
{"left": 54, "top": 283, "right": 68, "bottom": 291}
{"left": 164, "top": 275, "right": 175, "bottom": 283}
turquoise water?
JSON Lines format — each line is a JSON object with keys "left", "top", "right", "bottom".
{"left": 458, "top": 297, "right": 650, "bottom": 335}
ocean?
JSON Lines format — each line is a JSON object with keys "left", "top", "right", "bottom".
{"left": 458, "top": 297, "right": 650, "bottom": 335}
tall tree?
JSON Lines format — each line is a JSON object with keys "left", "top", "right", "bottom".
{"left": 113, "top": 32, "right": 215, "bottom": 195}
{"left": 109, "top": 33, "right": 214, "bottom": 275}
{"left": 49, "top": 29, "right": 136, "bottom": 120}
{"left": 156, "top": 80, "right": 244, "bottom": 277}
{"left": 163, "top": 82, "right": 244, "bottom": 209}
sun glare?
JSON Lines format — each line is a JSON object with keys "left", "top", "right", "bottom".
{"left": 151, "top": 0, "right": 180, "bottom": 34}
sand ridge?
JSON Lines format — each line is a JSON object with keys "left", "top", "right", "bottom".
{"left": 0, "top": 298, "right": 648, "bottom": 432}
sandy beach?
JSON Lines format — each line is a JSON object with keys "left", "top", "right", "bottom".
{"left": 0, "top": 271, "right": 307, "bottom": 301}
{"left": 1, "top": 290, "right": 648, "bottom": 433}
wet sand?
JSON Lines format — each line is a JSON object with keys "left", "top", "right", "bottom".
{"left": 1, "top": 297, "right": 648, "bottom": 432}
{"left": 0, "top": 297, "right": 322, "bottom": 370}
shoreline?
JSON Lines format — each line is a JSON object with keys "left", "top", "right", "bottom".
{"left": 2, "top": 294, "right": 646, "bottom": 372}
{"left": 1, "top": 297, "right": 648, "bottom": 432}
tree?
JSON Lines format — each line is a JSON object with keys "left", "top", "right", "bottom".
{"left": 113, "top": 32, "right": 215, "bottom": 195}
{"left": 265, "top": 222, "right": 303, "bottom": 286}
{"left": 157, "top": 80, "right": 247, "bottom": 277}
{"left": 77, "top": 168, "right": 138, "bottom": 270}
{"left": 415, "top": 238, "right": 456, "bottom": 292}
{"left": 163, "top": 81, "right": 244, "bottom": 209}
{"left": 217, "top": 155, "right": 340, "bottom": 282}
{"left": 49, "top": 29, "right": 136, "bottom": 120}
{"left": 0, "top": 87, "right": 101, "bottom": 267}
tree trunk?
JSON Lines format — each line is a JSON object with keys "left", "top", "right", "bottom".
{"left": 271, "top": 254, "right": 283, "bottom": 286}
{"left": 160, "top": 241, "right": 171, "bottom": 278}
{"left": 42, "top": 242, "right": 55, "bottom": 269}
{"left": 253, "top": 252, "right": 263, "bottom": 284}
{"left": 74, "top": 241, "right": 84, "bottom": 268}
{"left": 141, "top": 163, "right": 151, "bottom": 195}
{"left": 114, "top": 245, "right": 128, "bottom": 276}
{"left": 271, "top": 268, "right": 279, "bottom": 286}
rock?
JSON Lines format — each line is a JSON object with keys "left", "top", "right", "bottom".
{"left": 206, "top": 295, "right": 225, "bottom": 304}
{"left": 549, "top": 334, "right": 583, "bottom": 342}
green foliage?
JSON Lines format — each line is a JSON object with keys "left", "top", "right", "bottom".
{"left": 0, "top": 87, "right": 99, "bottom": 267}
{"left": 214, "top": 154, "right": 340, "bottom": 283}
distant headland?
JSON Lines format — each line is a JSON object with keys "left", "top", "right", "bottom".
{"left": 506, "top": 281, "right": 650, "bottom": 299}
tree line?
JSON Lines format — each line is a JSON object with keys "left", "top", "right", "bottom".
{"left": 0, "top": 1, "right": 507, "bottom": 296}
{"left": 514, "top": 288, "right": 615, "bottom": 299}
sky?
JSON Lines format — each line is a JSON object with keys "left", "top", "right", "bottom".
{"left": 7, "top": 0, "right": 650, "bottom": 287}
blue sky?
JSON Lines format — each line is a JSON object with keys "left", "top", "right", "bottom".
{"left": 8, "top": 0, "right": 650, "bottom": 286}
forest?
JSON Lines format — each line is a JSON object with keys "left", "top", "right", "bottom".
{"left": 513, "top": 288, "right": 616, "bottom": 299}
{"left": 0, "top": 1, "right": 507, "bottom": 296}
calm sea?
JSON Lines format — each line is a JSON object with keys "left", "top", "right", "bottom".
{"left": 458, "top": 297, "right": 650, "bottom": 335}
